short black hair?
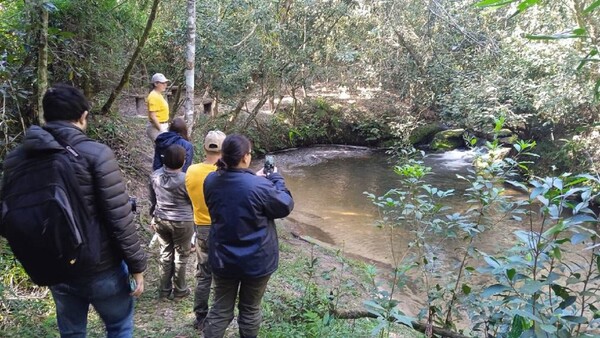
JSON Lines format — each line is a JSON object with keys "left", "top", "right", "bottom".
{"left": 162, "top": 144, "right": 186, "bottom": 170}
{"left": 43, "top": 84, "right": 91, "bottom": 122}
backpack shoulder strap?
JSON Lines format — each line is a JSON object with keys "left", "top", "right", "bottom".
{"left": 41, "top": 127, "right": 92, "bottom": 213}
{"left": 42, "top": 127, "right": 87, "bottom": 159}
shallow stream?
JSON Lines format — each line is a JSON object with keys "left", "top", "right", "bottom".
{"left": 263, "top": 146, "right": 525, "bottom": 266}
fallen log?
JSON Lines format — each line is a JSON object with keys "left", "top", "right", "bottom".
{"left": 332, "top": 309, "right": 472, "bottom": 338}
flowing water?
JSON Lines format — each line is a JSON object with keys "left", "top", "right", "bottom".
{"left": 263, "top": 146, "right": 524, "bottom": 267}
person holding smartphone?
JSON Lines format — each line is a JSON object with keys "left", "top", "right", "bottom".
{"left": 202, "top": 134, "right": 294, "bottom": 338}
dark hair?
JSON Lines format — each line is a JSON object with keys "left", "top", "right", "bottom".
{"left": 43, "top": 84, "right": 91, "bottom": 122}
{"left": 162, "top": 144, "right": 186, "bottom": 170}
{"left": 169, "top": 117, "right": 189, "bottom": 141}
{"left": 216, "top": 134, "right": 251, "bottom": 170}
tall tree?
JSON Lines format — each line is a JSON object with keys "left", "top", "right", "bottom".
{"left": 24, "top": 0, "right": 49, "bottom": 125}
{"left": 36, "top": 1, "right": 49, "bottom": 125}
{"left": 100, "top": 0, "right": 160, "bottom": 114}
{"left": 184, "top": 0, "right": 196, "bottom": 134}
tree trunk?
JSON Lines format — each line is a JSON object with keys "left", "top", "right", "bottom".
{"left": 36, "top": 1, "right": 48, "bottom": 125}
{"left": 226, "top": 97, "right": 248, "bottom": 132}
{"left": 242, "top": 92, "right": 270, "bottom": 130}
{"left": 213, "top": 91, "right": 219, "bottom": 116}
{"left": 184, "top": 0, "right": 196, "bottom": 136}
{"left": 100, "top": 0, "right": 161, "bottom": 114}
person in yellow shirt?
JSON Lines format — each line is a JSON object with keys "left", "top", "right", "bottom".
{"left": 146, "top": 73, "right": 170, "bottom": 141}
{"left": 185, "top": 130, "right": 226, "bottom": 331}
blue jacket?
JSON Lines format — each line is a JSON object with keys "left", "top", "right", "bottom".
{"left": 153, "top": 132, "right": 194, "bottom": 172}
{"left": 204, "top": 169, "right": 294, "bottom": 278}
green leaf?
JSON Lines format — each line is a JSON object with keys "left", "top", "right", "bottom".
{"left": 392, "top": 312, "right": 414, "bottom": 328}
{"left": 506, "top": 268, "right": 516, "bottom": 281}
{"left": 530, "top": 186, "right": 546, "bottom": 200}
{"left": 363, "top": 300, "right": 385, "bottom": 312}
{"left": 517, "top": 0, "right": 540, "bottom": 12}
{"left": 508, "top": 315, "right": 530, "bottom": 338}
{"left": 482, "top": 284, "right": 511, "bottom": 298}
{"left": 475, "top": 0, "right": 518, "bottom": 8}
{"left": 506, "top": 180, "right": 528, "bottom": 192}
{"left": 543, "top": 222, "right": 566, "bottom": 237}
{"left": 584, "top": 0, "right": 600, "bottom": 13}
{"left": 539, "top": 324, "right": 557, "bottom": 333}
{"left": 550, "top": 247, "right": 562, "bottom": 260}
{"left": 484, "top": 255, "right": 501, "bottom": 268}
{"left": 511, "top": 309, "right": 543, "bottom": 323}
{"left": 526, "top": 28, "right": 587, "bottom": 40}
{"left": 559, "top": 296, "right": 577, "bottom": 309}
{"left": 564, "top": 214, "right": 597, "bottom": 226}
{"left": 519, "top": 279, "right": 543, "bottom": 295}
{"left": 561, "top": 315, "right": 587, "bottom": 324}
{"left": 551, "top": 284, "right": 570, "bottom": 299}
{"left": 462, "top": 283, "right": 472, "bottom": 295}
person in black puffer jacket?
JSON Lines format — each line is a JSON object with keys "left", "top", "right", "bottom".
{"left": 202, "top": 134, "right": 294, "bottom": 338}
{"left": 2, "top": 84, "right": 147, "bottom": 337}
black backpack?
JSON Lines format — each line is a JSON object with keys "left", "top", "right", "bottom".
{"left": 0, "top": 128, "right": 101, "bottom": 286}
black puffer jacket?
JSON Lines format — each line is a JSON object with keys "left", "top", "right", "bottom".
{"left": 2, "top": 121, "right": 147, "bottom": 275}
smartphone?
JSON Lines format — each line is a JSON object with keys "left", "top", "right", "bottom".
{"left": 264, "top": 155, "right": 275, "bottom": 176}
{"left": 129, "top": 275, "right": 137, "bottom": 292}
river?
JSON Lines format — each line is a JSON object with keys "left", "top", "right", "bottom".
{"left": 261, "top": 146, "right": 525, "bottom": 267}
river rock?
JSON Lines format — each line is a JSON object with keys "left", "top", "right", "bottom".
{"left": 430, "top": 129, "right": 465, "bottom": 151}
{"left": 497, "top": 128, "right": 518, "bottom": 145}
{"left": 473, "top": 147, "right": 512, "bottom": 171}
{"left": 409, "top": 123, "right": 445, "bottom": 145}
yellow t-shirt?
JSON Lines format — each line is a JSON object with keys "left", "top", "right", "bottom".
{"left": 185, "top": 162, "right": 217, "bottom": 226}
{"left": 146, "top": 90, "right": 169, "bottom": 123}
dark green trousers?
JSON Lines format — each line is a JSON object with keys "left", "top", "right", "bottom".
{"left": 203, "top": 274, "right": 271, "bottom": 338}
{"left": 194, "top": 225, "right": 212, "bottom": 322}
{"left": 155, "top": 218, "right": 194, "bottom": 297}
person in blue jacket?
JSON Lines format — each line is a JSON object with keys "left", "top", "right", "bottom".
{"left": 202, "top": 134, "right": 294, "bottom": 338}
{"left": 153, "top": 117, "right": 194, "bottom": 172}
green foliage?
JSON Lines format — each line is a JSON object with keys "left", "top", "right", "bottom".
{"left": 350, "top": 118, "right": 389, "bottom": 144}
{"left": 262, "top": 245, "right": 387, "bottom": 338}
{"left": 365, "top": 117, "right": 600, "bottom": 336}
{"left": 474, "top": 172, "right": 600, "bottom": 336}
{"left": 286, "top": 98, "right": 345, "bottom": 146}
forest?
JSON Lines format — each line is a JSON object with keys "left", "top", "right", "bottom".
{"left": 1, "top": 0, "right": 600, "bottom": 337}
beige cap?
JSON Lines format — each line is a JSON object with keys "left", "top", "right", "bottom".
{"left": 204, "top": 130, "right": 226, "bottom": 152}
{"left": 151, "top": 73, "right": 170, "bottom": 83}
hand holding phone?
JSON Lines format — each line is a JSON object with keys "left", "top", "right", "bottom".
{"left": 129, "top": 273, "right": 144, "bottom": 297}
{"left": 264, "top": 155, "right": 275, "bottom": 176}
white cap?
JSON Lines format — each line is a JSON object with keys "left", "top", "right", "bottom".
{"left": 151, "top": 73, "right": 170, "bottom": 83}
{"left": 204, "top": 130, "right": 226, "bottom": 152}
